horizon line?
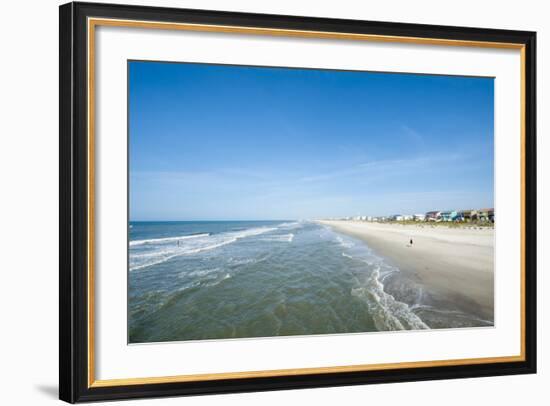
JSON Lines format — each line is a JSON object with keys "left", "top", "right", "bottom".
{"left": 129, "top": 219, "right": 299, "bottom": 222}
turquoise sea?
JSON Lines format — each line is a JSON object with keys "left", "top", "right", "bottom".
{"left": 128, "top": 220, "right": 490, "bottom": 343}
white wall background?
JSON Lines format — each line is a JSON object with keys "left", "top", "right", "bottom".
{"left": 0, "top": 0, "right": 546, "bottom": 405}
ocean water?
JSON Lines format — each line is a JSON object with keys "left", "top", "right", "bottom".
{"left": 128, "top": 220, "right": 490, "bottom": 343}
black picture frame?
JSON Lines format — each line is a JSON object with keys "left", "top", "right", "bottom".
{"left": 60, "top": 1, "right": 537, "bottom": 403}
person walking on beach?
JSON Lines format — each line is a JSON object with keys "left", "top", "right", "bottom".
{"left": 410, "top": 238, "right": 413, "bottom": 246}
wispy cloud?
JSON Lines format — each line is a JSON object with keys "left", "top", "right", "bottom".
{"left": 132, "top": 152, "right": 469, "bottom": 194}
{"left": 298, "top": 153, "right": 466, "bottom": 184}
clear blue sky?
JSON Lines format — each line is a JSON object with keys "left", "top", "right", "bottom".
{"left": 129, "top": 61, "right": 494, "bottom": 221}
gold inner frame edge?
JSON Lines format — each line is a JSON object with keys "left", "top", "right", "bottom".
{"left": 87, "top": 17, "right": 527, "bottom": 388}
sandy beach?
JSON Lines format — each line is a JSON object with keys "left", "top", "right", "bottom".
{"left": 319, "top": 220, "right": 494, "bottom": 323}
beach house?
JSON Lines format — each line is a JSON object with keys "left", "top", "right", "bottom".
{"left": 439, "top": 210, "right": 460, "bottom": 222}
{"left": 413, "top": 213, "right": 426, "bottom": 221}
{"left": 425, "top": 211, "right": 440, "bottom": 221}
{"left": 478, "top": 208, "right": 495, "bottom": 222}
{"left": 458, "top": 209, "right": 478, "bottom": 221}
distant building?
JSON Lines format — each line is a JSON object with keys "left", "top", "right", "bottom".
{"left": 403, "top": 214, "right": 413, "bottom": 221}
{"left": 439, "top": 210, "right": 460, "bottom": 222}
{"left": 478, "top": 208, "right": 495, "bottom": 222}
{"left": 425, "top": 211, "right": 440, "bottom": 221}
{"left": 413, "top": 213, "right": 426, "bottom": 221}
{"left": 458, "top": 210, "right": 478, "bottom": 221}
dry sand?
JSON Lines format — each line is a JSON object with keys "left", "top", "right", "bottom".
{"left": 319, "top": 220, "right": 494, "bottom": 320}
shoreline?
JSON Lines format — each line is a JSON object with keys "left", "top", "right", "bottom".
{"left": 318, "top": 220, "right": 494, "bottom": 322}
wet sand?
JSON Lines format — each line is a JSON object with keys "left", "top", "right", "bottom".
{"left": 319, "top": 220, "right": 494, "bottom": 321}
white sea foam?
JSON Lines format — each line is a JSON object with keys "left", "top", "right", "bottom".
{"left": 260, "top": 233, "right": 294, "bottom": 243}
{"left": 176, "top": 280, "right": 201, "bottom": 292}
{"left": 351, "top": 265, "right": 429, "bottom": 331}
{"left": 379, "top": 269, "right": 399, "bottom": 284}
{"left": 409, "top": 305, "right": 493, "bottom": 326}
{"left": 330, "top": 226, "right": 428, "bottom": 331}
{"left": 277, "top": 221, "right": 303, "bottom": 230}
{"left": 186, "top": 267, "right": 222, "bottom": 278}
{"left": 228, "top": 257, "right": 257, "bottom": 266}
{"left": 335, "top": 235, "right": 355, "bottom": 248}
{"left": 205, "top": 273, "right": 232, "bottom": 287}
{"left": 130, "top": 226, "right": 276, "bottom": 271}
{"left": 130, "top": 233, "right": 210, "bottom": 246}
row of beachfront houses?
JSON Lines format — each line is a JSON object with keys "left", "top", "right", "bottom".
{"left": 346, "top": 208, "right": 494, "bottom": 223}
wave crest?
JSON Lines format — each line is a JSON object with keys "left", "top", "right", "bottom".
{"left": 130, "top": 226, "right": 276, "bottom": 271}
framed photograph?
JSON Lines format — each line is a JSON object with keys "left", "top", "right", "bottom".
{"left": 59, "top": 2, "right": 537, "bottom": 403}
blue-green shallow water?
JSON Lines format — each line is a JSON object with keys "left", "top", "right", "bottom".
{"left": 128, "top": 221, "right": 491, "bottom": 343}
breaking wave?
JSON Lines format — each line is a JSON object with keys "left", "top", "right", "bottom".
{"left": 130, "top": 226, "right": 276, "bottom": 271}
